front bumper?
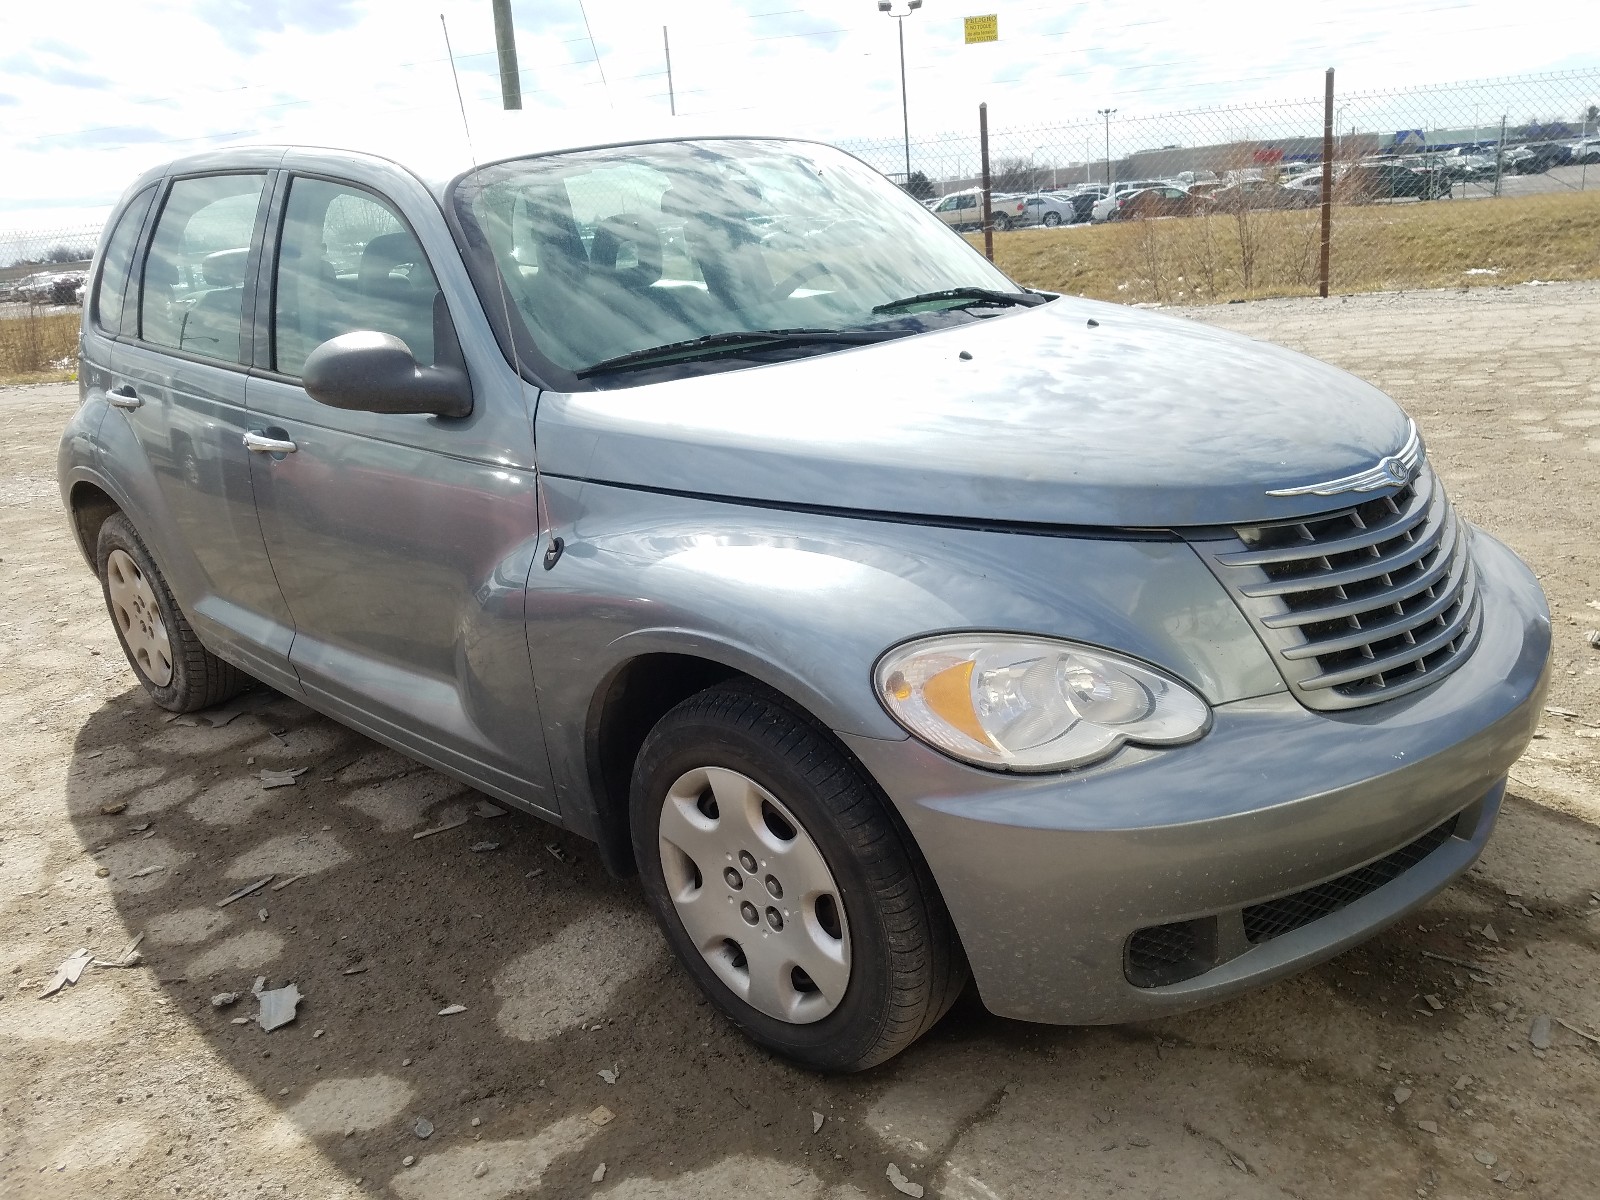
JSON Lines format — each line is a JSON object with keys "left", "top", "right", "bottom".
{"left": 842, "top": 530, "right": 1551, "bottom": 1024}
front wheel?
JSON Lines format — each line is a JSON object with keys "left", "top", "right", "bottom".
{"left": 1042, "top": 211, "right": 1062, "bottom": 227}
{"left": 630, "top": 683, "right": 967, "bottom": 1072}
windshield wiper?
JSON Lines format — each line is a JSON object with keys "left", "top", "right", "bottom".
{"left": 871, "top": 287, "right": 1051, "bottom": 314}
{"left": 575, "top": 327, "right": 908, "bottom": 378}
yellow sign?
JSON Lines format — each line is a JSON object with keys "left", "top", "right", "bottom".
{"left": 964, "top": 14, "right": 998, "bottom": 44}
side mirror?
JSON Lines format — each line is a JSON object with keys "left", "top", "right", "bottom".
{"left": 301, "top": 331, "right": 472, "bottom": 419}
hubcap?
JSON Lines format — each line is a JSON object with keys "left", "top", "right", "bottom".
{"left": 106, "top": 549, "right": 173, "bottom": 686}
{"left": 657, "top": 766, "right": 851, "bottom": 1024}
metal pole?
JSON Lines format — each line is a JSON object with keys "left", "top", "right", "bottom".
{"left": 898, "top": 19, "right": 911, "bottom": 187}
{"left": 980, "top": 102, "right": 994, "bottom": 262}
{"left": 1319, "top": 68, "right": 1333, "bottom": 298}
{"left": 1098, "top": 108, "right": 1116, "bottom": 190}
{"left": 1494, "top": 115, "right": 1506, "bottom": 198}
{"left": 662, "top": 25, "right": 675, "bottom": 116}
{"left": 491, "top": 0, "right": 522, "bottom": 110}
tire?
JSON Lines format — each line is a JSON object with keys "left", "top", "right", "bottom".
{"left": 96, "top": 512, "right": 249, "bottom": 712}
{"left": 1042, "top": 211, "right": 1062, "bottom": 227}
{"left": 992, "top": 214, "right": 1010, "bottom": 232}
{"left": 630, "top": 683, "right": 968, "bottom": 1072}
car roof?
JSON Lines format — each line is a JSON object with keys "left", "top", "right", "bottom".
{"left": 127, "top": 111, "right": 797, "bottom": 200}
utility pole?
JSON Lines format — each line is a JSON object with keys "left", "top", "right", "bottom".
{"left": 1098, "top": 108, "right": 1116, "bottom": 188}
{"left": 491, "top": 0, "right": 522, "bottom": 109}
{"left": 1319, "top": 68, "right": 1333, "bottom": 298}
{"left": 663, "top": 25, "right": 675, "bottom": 116}
{"left": 878, "top": 1, "right": 923, "bottom": 189}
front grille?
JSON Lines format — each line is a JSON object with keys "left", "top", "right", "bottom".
{"left": 1242, "top": 817, "right": 1457, "bottom": 943}
{"left": 1124, "top": 815, "right": 1461, "bottom": 987}
{"left": 1125, "top": 918, "right": 1212, "bottom": 988}
{"left": 1195, "top": 462, "right": 1482, "bottom": 711}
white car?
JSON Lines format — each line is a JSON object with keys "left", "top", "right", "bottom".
{"left": 1016, "top": 194, "right": 1075, "bottom": 228}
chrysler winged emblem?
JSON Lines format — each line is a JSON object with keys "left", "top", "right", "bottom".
{"left": 1266, "top": 420, "right": 1423, "bottom": 497}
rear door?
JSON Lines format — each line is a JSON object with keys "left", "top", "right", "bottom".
{"left": 242, "top": 164, "right": 555, "bottom": 812}
{"left": 107, "top": 167, "right": 300, "bottom": 690}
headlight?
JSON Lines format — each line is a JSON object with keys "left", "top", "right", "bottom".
{"left": 874, "top": 634, "right": 1210, "bottom": 772}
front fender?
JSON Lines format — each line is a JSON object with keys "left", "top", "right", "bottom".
{"left": 528, "top": 475, "right": 1284, "bottom": 840}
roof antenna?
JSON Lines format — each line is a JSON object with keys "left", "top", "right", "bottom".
{"left": 575, "top": 0, "right": 612, "bottom": 109}
{"left": 440, "top": 13, "right": 530, "bottom": 391}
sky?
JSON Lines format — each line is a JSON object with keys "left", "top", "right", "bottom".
{"left": 2, "top": 0, "right": 1597, "bottom": 235}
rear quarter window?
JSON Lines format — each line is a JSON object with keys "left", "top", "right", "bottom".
{"left": 93, "top": 186, "right": 157, "bottom": 336}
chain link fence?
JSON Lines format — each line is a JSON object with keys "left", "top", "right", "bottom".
{"left": 841, "top": 68, "right": 1600, "bottom": 305}
{"left": 1, "top": 225, "right": 102, "bottom": 307}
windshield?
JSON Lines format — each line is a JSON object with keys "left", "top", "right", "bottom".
{"left": 452, "top": 138, "right": 1020, "bottom": 381}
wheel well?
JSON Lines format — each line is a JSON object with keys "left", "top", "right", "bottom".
{"left": 69, "top": 483, "right": 119, "bottom": 567}
{"left": 588, "top": 654, "right": 739, "bottom": 876}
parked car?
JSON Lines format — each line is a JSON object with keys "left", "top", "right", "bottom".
{"left": 1017, "top": 193, "right": 1076, "bottom": 227}
{"left": 1207, "top": 179, "right": 1320, "bottom": 210}
{"left": 1435, "top": 147, "right": 1498, "bottom": 182}
{"left": 1107, "top": 185, "right": 1204, "bottom": 221}
{"left": 1570, "top": 137, "right": 1600, "bottom": 165}
{"left": 63, "top": 132, "right": 1551, "bottom": 1072}
{"left": 932, "top": 189, "right": 1025, "bottom": 231}
{"left": 1509, "top": 141, "right": 1574, "bottom": 173}
{"left": 1338, "top": 162, "right": 1449, "bottom": 202}
{"left": 1089, "top": 180, "right": 1170, "bottom": 221}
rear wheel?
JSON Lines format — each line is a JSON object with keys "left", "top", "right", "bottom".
{"left": 1042, "top": 211, "right": 1062, "bottom": 227}
{"left": 96, "top": 512, "right": 249, "bottom": 712}
{"left": 992, "top": 213, "right": 1011, "bottom": 231}
{"left": 630, "top": 683, "right": 967, "bottom": 1072}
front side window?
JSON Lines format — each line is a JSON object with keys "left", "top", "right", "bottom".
{"left": 272, "top": 178, "right": 440, "bottom": 377}
{"left": 139, "top": 174, "right": 265, "bottom": 364}
{"left": 94, "top": 186, "right": 156, "bottom": 335}
{"left": 455, "top": 139, "right": 1019, "bottom": 379}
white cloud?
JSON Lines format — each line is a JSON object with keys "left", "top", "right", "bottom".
{"left": 1, "top": 0, "right": 1595, "bottom": 232}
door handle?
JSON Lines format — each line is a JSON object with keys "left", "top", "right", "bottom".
{"left": 242, "top": 431, "right": 298, "bottom": 454}
{"left": 107, "top": 385, "right": 142, "bottom": 410}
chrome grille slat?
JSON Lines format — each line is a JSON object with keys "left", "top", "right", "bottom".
{"left": 1298, "top": 579, "right": 1479, "bottom": 689}
{"left": 1192, "top": 462, "right": 1484, "bottom": 712}
{"left": 1235, "top": 493, "right": 1448, "bottom": 598}
{"left": 1277, "top": 553, "right": 1470, "bottom": 660}
{"left": 1217, "top": 484, "right": 1432, "bottom": 567}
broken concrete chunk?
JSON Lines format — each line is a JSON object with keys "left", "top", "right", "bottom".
{"left": 1474, "top": 1149, "right": 1498, "bottom": 1167}
{"left": 1480, "top": 923, "right": 1499, "bottom": 943}
{"left": 886, "top": 1163, "right": 924, "bottom": 1198}
{"left": 211, "top": 992, "right": 240, "bottom": 1008}
{"left": 438, "top": 1004, "right": 466, "bottom": 1016}
{"left": 1424, "top": 994, "right": 1445, "bottom": 1011}
{"left": 256, "top": 983, "right": 302, "bottom": 1032}
{"left": 473, "top": 1162, "right": 488, "bottom": 1179}
{"left": 100, "top": 801, "right": 127, "bottom": 815}
{"left": 474, "top": 800, "right": 507, "bottom": 819}
{"left": 1393, "top": 1087, "right": 1412, "bottom": 1105}
{"left": 599, "top": 1066, "right": 619, "bottom": 1085}
{"left": 469, "top": 842, "right": 500, "bottom": 853}
{"left": 39, "top": 949, "right": 93, "bottom": 998}
{"left": 1529, "top": 1015, "right": 1552, "bottom": 1050}
{"left": 414, "top": 1117, "right": 433, "bottom": 1139}
{"left": 813, "top": 1111, "right": 825, "bottom": 1134}
{"left": 1417, "top": 1120, "right": 1440, "bottom": 1135}
{"left": 587, "top": 1106, "right": 615, "bottom": 1127}
{"left": 217, "top": 877, "right": 274, "bottom": 908}
{"left": 592, "top": 1163, "right": 606, "bottom": 1183}
{"left": 258, "top": 767, "right": 309, "bottom": 789}
{"left": 257, "top": 908, "right": 269, "bottom": 922}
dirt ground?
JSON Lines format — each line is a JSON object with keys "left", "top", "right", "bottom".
{"left": 3, "top": 281, "right": 1599, "bottom": 1200}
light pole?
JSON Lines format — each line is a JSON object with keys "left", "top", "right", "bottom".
{"left": 1098, "top": 107, "right": 1116, "bottom": 188}
{"left": 878, "top": 0, "right": 922, "bottom": 190}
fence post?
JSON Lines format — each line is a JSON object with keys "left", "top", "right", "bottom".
{"left": 979, "top": 102, "right": 994, "bottom": 262}
{"left": 1320, "top": 68, "right": 1333, "bottom": 298}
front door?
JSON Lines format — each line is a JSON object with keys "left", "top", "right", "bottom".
{"left": 107, "top": 170, "right": 299, "bottom": 690}
{"left": 243, "top": 170, "right": 555, "bottom": 812}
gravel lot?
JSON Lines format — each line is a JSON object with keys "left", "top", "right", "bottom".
{"left": 3, "top": 282, "right": 1599, "bottom": 1200}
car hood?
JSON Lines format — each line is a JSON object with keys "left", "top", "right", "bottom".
{"left": 534, "top": 296, "right": 1414, "bottom": 529}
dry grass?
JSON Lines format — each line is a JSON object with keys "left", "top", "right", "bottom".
{"left": 0, "top": 308, "right": 79, "bottom": 384}
{"left": 972, "top": 189, "right": 1600, "bottom": 305}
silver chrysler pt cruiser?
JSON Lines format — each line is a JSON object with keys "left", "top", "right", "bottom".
{"left": 59, "top": 123, "right": 1552, "bottom": 1071}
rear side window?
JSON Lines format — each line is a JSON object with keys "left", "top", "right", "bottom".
{"left": 272, "top": 177, "right": 440, "bottom": 377}
{"left": 94, "top": 186, "right": 156, "bottom": 336}
{"left": 139, "top": 174, "right": 266, "bottom": 365}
